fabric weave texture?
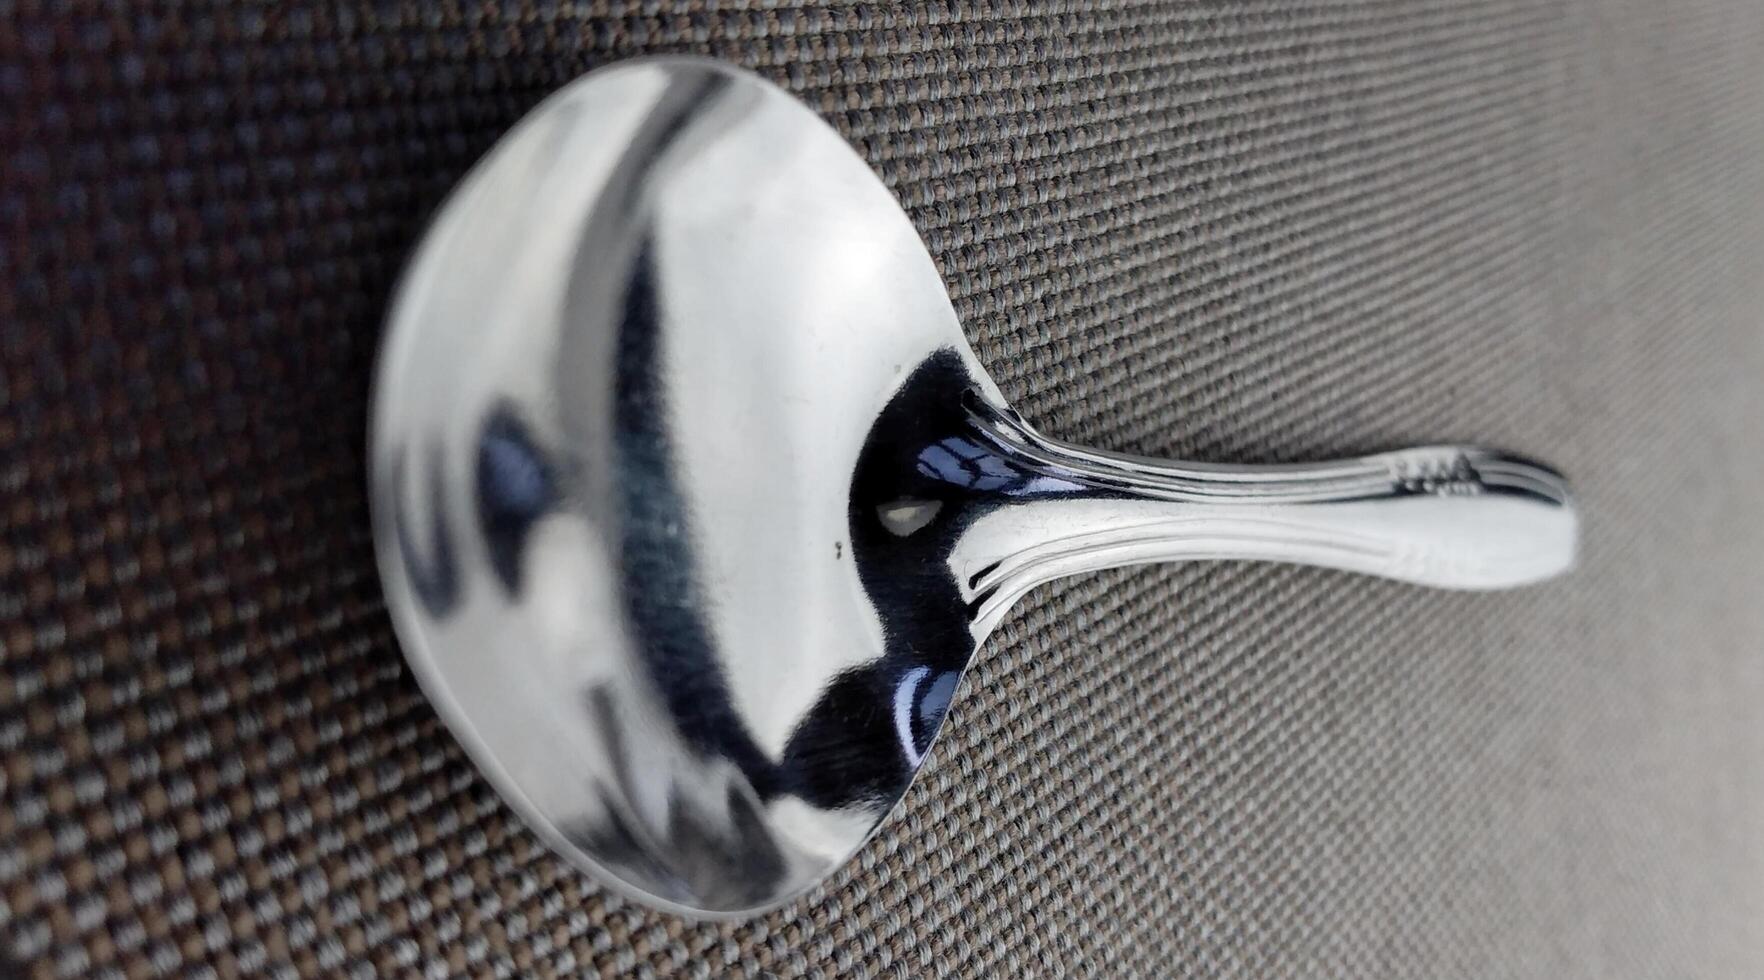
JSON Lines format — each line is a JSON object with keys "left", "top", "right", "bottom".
{"left": 4, "top": 0, "right": 1764, "bottom": 977}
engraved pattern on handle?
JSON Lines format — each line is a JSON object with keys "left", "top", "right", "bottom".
{"left": 960, "top": 410, "right": 1578, "bottom": 633}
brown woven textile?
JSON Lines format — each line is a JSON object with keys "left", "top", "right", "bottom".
{"left": 4, "top": 0, "right": 1764, "bottom": 976}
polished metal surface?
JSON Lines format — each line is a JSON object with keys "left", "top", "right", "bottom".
{"left": 369, "top": 58, "right": 1578, "bottom": 916}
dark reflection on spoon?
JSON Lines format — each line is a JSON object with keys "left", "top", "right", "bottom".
{"left": 476, "top": 405, "right": 555, "bottom": 595}
{"left": 613, "top": 240, "right": 780, "bottom": 801}
{"left": 563, "top": 687, "right": 789, "bottom": 910}
{"left": 787, "top": 353, "right": 981, "bottom": 805}
{"left": 777, "top": 352, "right": 1098, "bottom": 809}
{"left": 392, "top": 443, "right": 460, "bottom": 617}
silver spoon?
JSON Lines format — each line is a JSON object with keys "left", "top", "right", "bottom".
{"left": 369, "top": 58, "right": 1576, "bottom": 917}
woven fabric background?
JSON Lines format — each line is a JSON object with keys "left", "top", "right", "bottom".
{"left": 4, "top": 0, "right": 1764, "bottom": 977}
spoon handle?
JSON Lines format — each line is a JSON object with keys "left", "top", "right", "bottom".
{"left": 962, "top": 415, "right": 1577, "bottom": 629}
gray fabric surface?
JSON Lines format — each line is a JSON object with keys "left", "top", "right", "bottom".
{"left": 4, "top": 0, "right": 1764, "bottom": 976}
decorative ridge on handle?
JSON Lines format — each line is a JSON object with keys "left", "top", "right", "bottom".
{"left": 951, "top": 399, "right": 1578, "bottom": 635}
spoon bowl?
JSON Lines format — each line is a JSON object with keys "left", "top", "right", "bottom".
{"left": 370, "top": 58, "right": 1577, "bottom": 916}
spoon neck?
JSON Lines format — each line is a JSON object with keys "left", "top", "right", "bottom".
{"left": 949, "top": 402, "right": 1578, "bottom": 638}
